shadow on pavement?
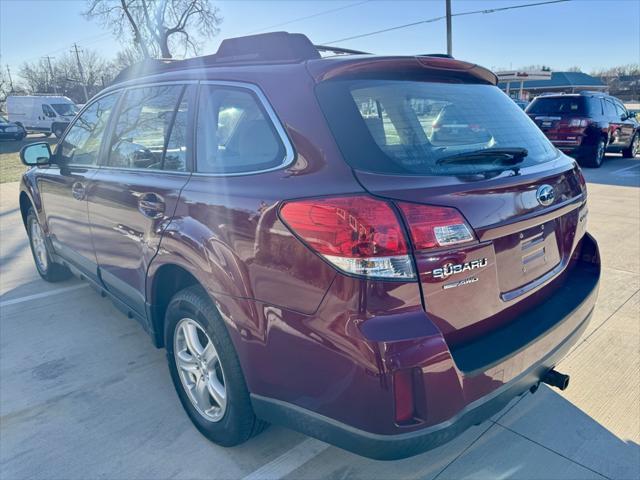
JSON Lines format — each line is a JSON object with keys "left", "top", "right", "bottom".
{"left": 580, "top": 153, "right": 640, "bottom": 188}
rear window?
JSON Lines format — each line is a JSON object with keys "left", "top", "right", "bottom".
{"left": 316, "top": 80, "right": 558, "bottom": 176}
{"left": 526, "top": 96, "right": 588, "bottom": 115}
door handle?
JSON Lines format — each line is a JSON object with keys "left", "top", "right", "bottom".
{"left": 71, "top": 181, "right": 86, "bottom": 200}
{"left": 138, "top": 192, "right": 165, "bottom": 218}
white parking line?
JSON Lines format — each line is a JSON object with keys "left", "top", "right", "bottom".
{"left": 242, "top": 438, "right": 330, "bottom": 480}
{"left": 612, "top": 163, "right": 640, "bottom": 176}
{"left": 0, "top": 283, "right": 89, "bottom": 308}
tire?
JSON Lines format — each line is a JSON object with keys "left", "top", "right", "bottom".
{"left": 622, "top": 132, "right": 639, "bottom": 158}
{"left": 26, "top": 209, "right": 72, "bottom": 282}
{"left": 581, "top": 138, "right": 605, "bottom": 168}
{"left": 165, "top": 285, "right": 267, "bottom": 446}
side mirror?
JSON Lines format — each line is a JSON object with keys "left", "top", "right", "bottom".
{"left": 629, "top": 111, "right": 636, "bottom": 119}
{"left": 20, "top": 142, "right": 53, "bottom": 166}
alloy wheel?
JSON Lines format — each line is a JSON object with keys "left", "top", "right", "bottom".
{"left": 174, "top": 318, "right": 227, "bottom": 422}
{"left": 596, "top": 140, "right": 605, "bottom": 165}
{"left": 30, "top": 219, "right": 49, "bottom": 273}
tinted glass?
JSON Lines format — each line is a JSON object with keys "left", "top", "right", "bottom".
{"left": 317, "top": 80, "right": 557, "bottom": 176}
{"left": 603, "top": 99, "right": 617, "bottom": 118}
{"left": 109, "top": 85, "right": 186, "bottom": 170}
{"left": 196, "top": 86, "right": 285, "bottom": 174}
{"left": 42, "top": 104, "right": 56, "bottom": 117}
{"left": 51, "top": 103, "right": 78, "bottom": 116}
{"left": 526, "top": 96, "right": 587, "bottom": 115}
{"left": 589, "top": 97, "right": 603, "bottom": 115}
{"left": 613, "top": 101, "right": 627, "bottom": 119}
{"left": 59, "top": 93, "right": 118, "bottom": 166}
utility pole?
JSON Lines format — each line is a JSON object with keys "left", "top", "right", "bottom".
{"left": 43, "top": 56, "right": 58, "bottom": 94}
{"left": 71, "top": 43, "right": 89, "bottom": 102}
{"left": 6, "top": 65, "right": 14, "bottom": 92}
{"left": 446, "top": 0, "right": 452, "bottom": 56}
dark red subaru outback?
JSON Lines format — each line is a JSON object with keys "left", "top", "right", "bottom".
{"left": 19, "top": 32, "right": 600, "bottom": 460}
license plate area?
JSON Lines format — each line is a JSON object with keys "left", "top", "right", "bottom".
{"left": 493, "top": 219, "right": 561, "bottom": 297}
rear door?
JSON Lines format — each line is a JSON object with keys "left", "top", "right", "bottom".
{"left": 87, "top": 83, "right": 193, "bottom": 314}
{"left": 317, "top": 78, "right": 587, "bottom": 347}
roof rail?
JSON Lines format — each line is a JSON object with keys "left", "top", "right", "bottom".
{"left": 315, "top": 45, "right": 370, "bottom": 56}
{"left": 578, "top": 90, "right": 606, "bottom": 96}
{"left": 112, "top": 32, "right": 324, "bottom": 85}
{"left": 418, "top": 53, "right": 454, "bottom": 58}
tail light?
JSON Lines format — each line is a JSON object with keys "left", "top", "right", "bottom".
{"left": 397, "top": 202, "right": 475, "bottom": 250}
{"left": 280, "top": 196, "right": 415, "bottom": 279}
{"left": 568, "top": 118, "right": 590, "bottom": 128}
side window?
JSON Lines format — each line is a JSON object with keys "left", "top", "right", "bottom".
{"left": 590, "top": 97, "right": 603, "bottom": 116}
{"left": 604, "top": 99, "right": 618, "bottom": 119}
{"left": 613, "top": 101, "right": 627, "bottom": 120}
{"left": 109, "top": 85, "right": 187, "bottom": 171}
{"left": 42, "top": 104, "right": 56, "bottom": 118}
{"left": 59, "top": 93, "right": 118, "bottom": 166}
{"left": 196, "top": 85, "right": 286, "bottom": 174}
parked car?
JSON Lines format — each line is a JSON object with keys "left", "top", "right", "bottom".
{"left": 0, "top": 114, "right": 26, "bottom": 140}
{"left": 526, "top": 92, "right": 640, "bottom": 167}
{"left": 18, "top": 32, "right": 600, "bottom": 461}
{"left": 512, "top": 98, "right": 529, "bottom": 110}
{"left": 7, "top": 95, "right": 78, "bottom": 138}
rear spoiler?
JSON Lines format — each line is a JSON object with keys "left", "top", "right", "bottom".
{"left": 307, "top": 56, "right": 498, "bottom": 85}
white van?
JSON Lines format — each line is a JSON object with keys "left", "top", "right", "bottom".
{"left": 7, "top": 95, "right": 78, "bottom": 138}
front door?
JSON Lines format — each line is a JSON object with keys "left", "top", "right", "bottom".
{"left": 604, "top": 98, "right": 627, "bottom": 148}
{"left": 38, "top": 104, "right": 56, "bottom": 132}
{"left": 87, "top": 84, "right": 193, "bottom": 314}
{"left": 38, "top": 92, "right": 119, "bottom": 279}
{"left": 612, "top": 99, "right": 635, "bottom": 147}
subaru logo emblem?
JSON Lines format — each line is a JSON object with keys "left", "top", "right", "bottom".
{"left": 536, "top": 184, "right": 555, "bottom": 206}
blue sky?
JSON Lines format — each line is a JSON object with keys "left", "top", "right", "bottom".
{"left": 1, "top": 0, "right": 638, "bottom": 82}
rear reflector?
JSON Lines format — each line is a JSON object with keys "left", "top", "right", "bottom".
{"left": 397, "top": 203, "right": 475, "bottom": 250}
{"left": 393, "top": 369, "right": 415, "bottom": 423}
{"left": 280, "top": 196, "right": 415, "bottom": 280}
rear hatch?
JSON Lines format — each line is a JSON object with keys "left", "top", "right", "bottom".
{"left": 526, "top": 96, "right": 590, "bottom": 146}
{"left": 315, "top": 70, "right": 588, "bottom": 347}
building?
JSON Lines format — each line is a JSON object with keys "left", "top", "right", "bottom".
{"left": 498, "top": 71, "right": 607, "bottom": 101}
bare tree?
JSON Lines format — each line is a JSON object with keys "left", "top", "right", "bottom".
{"left": 84, "top": 0, "right": 222, "bottom": 59}
{"left": 19, "top": 50, "right": 115, "bottom": 103}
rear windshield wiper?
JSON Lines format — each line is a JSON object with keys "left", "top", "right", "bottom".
{"left": 436, "top": 147, "right": 529, "bottom": 166}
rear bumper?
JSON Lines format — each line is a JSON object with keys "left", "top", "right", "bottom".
{"left": 252, "top": 308, "right": 591, "bottom": 459}
{"left": 252, "top": 233, "right": 600, "bottom": 460}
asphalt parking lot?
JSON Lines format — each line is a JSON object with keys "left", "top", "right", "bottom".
{"left": 1, "top": 151, "right": 639, "bottom": 479}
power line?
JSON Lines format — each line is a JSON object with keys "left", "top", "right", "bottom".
{"left": 20, "top": 33, "right": 113, "bottom": 66}
{"left": 245, "top": 0, "right": 371, "bottom": 34}
{"left": 323, "top": 0, "right": 571, "bottom": 45}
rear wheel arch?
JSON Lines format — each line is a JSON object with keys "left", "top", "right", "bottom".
{"left": 147, "top": 263, "right": 200, "bottom": 348}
